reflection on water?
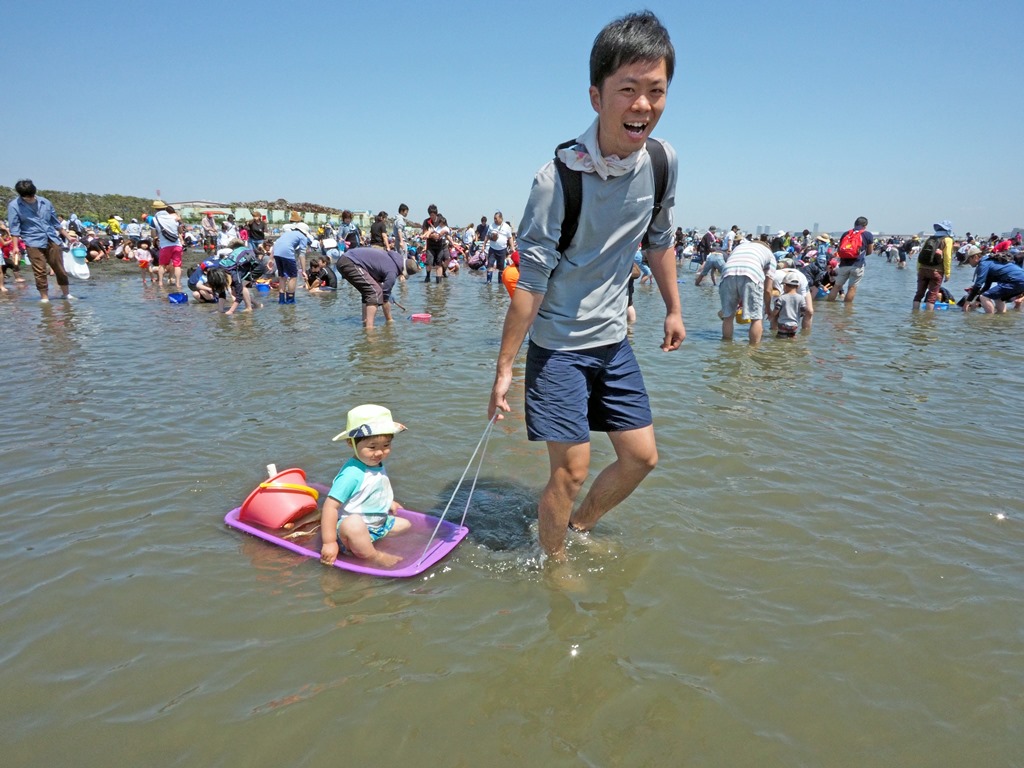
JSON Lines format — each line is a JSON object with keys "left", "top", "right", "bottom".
{"left": 1, "top": 263, "right": 1022, "bottom": 766}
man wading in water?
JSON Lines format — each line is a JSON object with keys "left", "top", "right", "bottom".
{"left": 488, "top": 11, "right": 684, "bottom": 561}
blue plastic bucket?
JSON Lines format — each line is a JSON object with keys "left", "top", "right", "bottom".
{"left": 168, "top": 292, "right": 188, "bottom": 304}
{"left": 256, "top": 284, "right": 271, "bottom": 292}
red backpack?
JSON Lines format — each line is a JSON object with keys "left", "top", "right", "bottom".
{"left": 838, "top": 229, "right": 863, "bottom": 260}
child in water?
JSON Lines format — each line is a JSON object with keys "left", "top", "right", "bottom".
{"left": 769, "top": 273, "right": 812, "bottom": 337}
{"left": 320, "top": 405, "right": 411, "bottom": 567}
{"left": 135, "top": 239, "right": 156, "bottom": 284}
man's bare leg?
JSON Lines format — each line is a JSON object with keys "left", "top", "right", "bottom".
{"left": 537, "top": 441, "right": 590, "bottom": 560}
{"left": 568, "top": 425, "right": 658, "bottom": 533}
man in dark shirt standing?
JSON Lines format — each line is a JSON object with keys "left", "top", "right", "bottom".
{"left": 247, "top": 213, "right": 266, "bottom": 256}
{"left": 421, "top": 204, "right": 449, "bottom": 284}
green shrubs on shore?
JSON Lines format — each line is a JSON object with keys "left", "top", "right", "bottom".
{"left": 0, "top": 185, "right": 153, "bottom": 225}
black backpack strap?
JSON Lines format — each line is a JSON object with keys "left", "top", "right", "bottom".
{"left": 642, "top": 137, "right": 668, "bottom": 250}
{"left": 554, "top": 136, "right": 669, "bottom": 254}
{"left": 554, "top": 139, "right": 582, "bottom": 255}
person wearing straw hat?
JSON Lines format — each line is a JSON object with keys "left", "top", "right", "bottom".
{"left": 320, "top": 405, "right": 411, "bottom": 567}
{"left": 152, "top": 200, "right": 184, "bottom": 289}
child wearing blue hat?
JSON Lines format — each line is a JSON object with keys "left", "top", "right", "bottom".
{"left": 319, "top": 405, "right": 411, "bottom": 567}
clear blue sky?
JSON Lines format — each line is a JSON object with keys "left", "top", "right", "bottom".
{"left": 4, "top": 0, "right": 1021, "bottom": 235}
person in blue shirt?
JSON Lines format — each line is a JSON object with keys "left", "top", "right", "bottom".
{"left": 963, "top": 250, "right": 1024, "bottom": 313}
{"left": 271, "top": 227, "right": 311, "bottom": 304}
{"left": 6, "top": 179, "right": 72, "bottom": 302}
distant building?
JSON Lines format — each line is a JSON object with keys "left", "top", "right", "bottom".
{"left": 168, "top": 201, "right": 372, "bottom": 231}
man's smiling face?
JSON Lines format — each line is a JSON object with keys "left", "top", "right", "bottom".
{"left": 589, "top": 57, "right": 668, "bottom": 159}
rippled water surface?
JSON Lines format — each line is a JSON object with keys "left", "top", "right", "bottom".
{"left": 2, "top": 262, "right": 1021, "bottom": 767}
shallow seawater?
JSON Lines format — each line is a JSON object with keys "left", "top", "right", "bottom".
{"left": 1, "top": 261, "right": 1021, "bottom": 767}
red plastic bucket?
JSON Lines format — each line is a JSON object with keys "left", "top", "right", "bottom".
{"left": 238, "top": 468, "right": 320, "bottom": 528}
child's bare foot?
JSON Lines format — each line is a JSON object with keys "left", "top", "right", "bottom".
{"left": 374, "top": 551, "right": 403, "bottom": 568}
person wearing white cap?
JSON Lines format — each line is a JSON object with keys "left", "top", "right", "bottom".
{"left": 962, "top": 248, "right": 1024, "bottom": 314}
{"left": 319, "top": 405, "right": 411, "bottom": 567}
{"left": 912, "top": 220, "right": 954, "bottom": 310}
{"left": 106, "top": 214, "right": 123, "bottom": 237}
{"left": 271, "top": 226, "right": 311, "bottom": 304}
{"left": 769, "top": 271, "right": 812, "bottom": 337}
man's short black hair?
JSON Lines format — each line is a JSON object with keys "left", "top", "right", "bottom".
{"left": 15, "top": 179, "right": 37, "bottom": 198}
{"left": 854, "top": 216, "right": 868, "bottom": 228}
{"left": 590, "top": 11, "right": 674, "bottom": 89}
{"left": 398, "top": 204, "right": 408, "bottom": 215}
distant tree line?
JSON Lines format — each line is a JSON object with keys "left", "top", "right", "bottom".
{"left": 0, "top": 185, "right": 154, "bottom": 223}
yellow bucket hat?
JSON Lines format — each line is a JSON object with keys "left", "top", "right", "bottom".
{"left": 332, "top": 404, "right": 407, "bottom": 442}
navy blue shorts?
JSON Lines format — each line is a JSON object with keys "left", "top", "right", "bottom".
{"left": 525, "top": 338, "right": 652, "bottom": 443}
{"left": 274, "top": 256, "right": 298, "bottom": 278}
{"left": 983, "top": 283, "right": 1024, "bottom": 302}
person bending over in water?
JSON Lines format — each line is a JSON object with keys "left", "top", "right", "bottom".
{"left": 320, "top": 405, "right": 412, "bottom": 568}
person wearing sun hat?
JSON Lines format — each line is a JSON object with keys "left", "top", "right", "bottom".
{"left": 912, "top": 220, "right": 954, "bottom": 310}
{"left": 153, "top": 200, "right": 183, "bottom": 289}
{"left": 272, "top": 215, "right": 312, "bottom": 304}
{"left": 281, "top": 210, "right": 314, "bottom": 242}
{"left": 319, "top": 405, "right": 411, "bottom": 568}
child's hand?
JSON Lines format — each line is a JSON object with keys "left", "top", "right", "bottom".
{"left": 390, "top": 500, "right": 401, "bottom": 513}
{"left": 320, "top": 541, "right": 339, "bottom": 565}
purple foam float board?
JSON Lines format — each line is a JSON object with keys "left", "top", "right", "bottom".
{"left": 224, "top": 506, "right": 468, "bottom": 578}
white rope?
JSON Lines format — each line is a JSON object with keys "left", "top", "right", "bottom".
{"left": 416, "top": 414, "right": 498, "bottom": 565}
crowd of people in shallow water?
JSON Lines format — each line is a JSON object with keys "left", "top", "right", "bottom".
{"left": 4, "top": 186, "right": 1023, "bottom": 332}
